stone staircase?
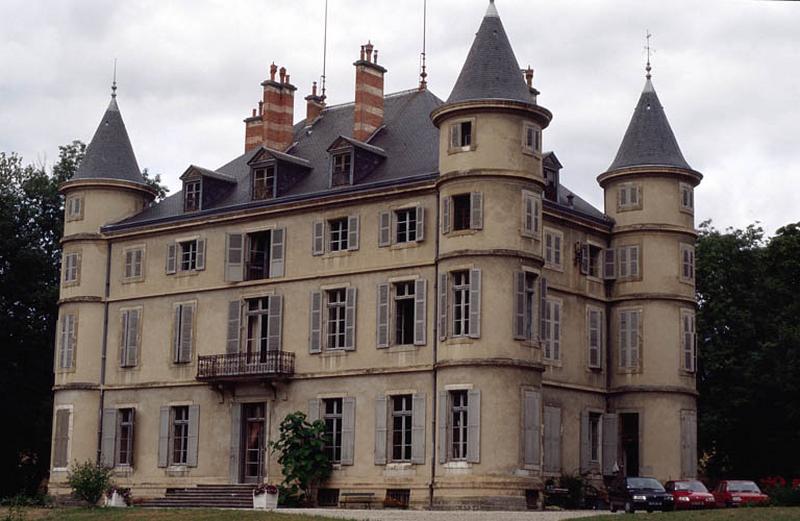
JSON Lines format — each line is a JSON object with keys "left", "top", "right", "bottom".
{"left": 141, "top": 484, "right": 256, "bottom": 509}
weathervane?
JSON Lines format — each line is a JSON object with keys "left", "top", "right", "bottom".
{"left": 112, "top": 58, "right": 118, "bottom": 98}
{"left": 645, "top": 31, "right": 653, "bottom": 80}
{"left": 419, "top": 0, "right": 428, "bottom": 90}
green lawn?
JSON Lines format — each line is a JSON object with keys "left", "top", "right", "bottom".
{"left": 1, "top": 508, "right": 353, "bottom": 521}
{"left": 575, "top": 507, "right": 800, "bottom": 521}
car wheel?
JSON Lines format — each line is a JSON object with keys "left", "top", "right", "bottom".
{"left": 625, "top": 501, "right": 635, "bottom": 514}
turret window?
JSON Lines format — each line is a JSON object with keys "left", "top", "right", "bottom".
{"left": 523, "top": 123, "right": 541, "bottom": 154}
{"left": 542, "top": 297, "right": 562, "bottom": 362}
{"left": 521, "top": 191, "right": 541, "bottom": 238}
{"left": 442, "top": 193, "right": 482, "bottom": 234}
{"left": 680, "top": 183, "right": 694, "bottom": 213}
{"left": 619, "top": 309, "right": 641, "bottom": 370}
{"left": 680, "top": 244, "right": 695, "bottom": 282}
{"left": 65, "top": 195, "right": 84, "bottom": 221}
{"left": 617, "top": 245, "right": 641, "bottom": 279}
{"left": 184, "top": 180, "right": 202, "bottom": 212}
{"left": 617, "top": 183, "right": 642, "bottom": 211}
{"left": 448, "top": 120, "right": 474, "bottom": 151}
{"left": 681, "top": 309, "right": 697, "bottom": 372}
{"left": 253, "top": 164, "right": 276, "bottom": 200}
{"left": 63, "top": 251, "right": 81, "bottom": 286}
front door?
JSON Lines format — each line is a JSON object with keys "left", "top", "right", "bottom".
{"left": 242, "top": 403, "right": 266, "bottom": 483}
{"left": 620, "top": 412, "right": 640, "bottom": 477}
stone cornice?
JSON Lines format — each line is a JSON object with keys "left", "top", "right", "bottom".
{"left": 59, "top": 178, "right": 158, "bottom": 198}
{"left": 52, "top": 382, "right": 100, "bottom": 391}
{"left": 435, "top": 357, "right": 544, "bottom": 371}
{"left": 437, "top": 248, "right": 544, "bottom": 264}
{"left": 612, "top": 223, "right": 697, "bottom": 237}
{"left": 610, "top": 293, "right": 696, "bottom": 305}
{"left": 58, "top": 296, "right": 103, "bottom": 305}
{"left": 597, "top": 166, "right": 703, "bottom": 188}
{"left": 431, "top": 99, "right": 553, "bottom": 129}
{"left": 609, "top": 384, "right": 698, "bottom": 397}
{"left": 60, "top": 232, "right": 105, "bottom": 244}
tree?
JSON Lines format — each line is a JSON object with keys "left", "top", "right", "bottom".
{"left": 65, "top": 461, "right": 113, "bottom": 507}
{"left": 268, "top": 412, "right": 332, "bottom": 506}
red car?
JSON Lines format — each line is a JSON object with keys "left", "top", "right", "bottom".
{"left": 713, "top": 480, "right": 770, "bottom": 507}
{"left": 665, "top": 480, "right": 716, "bottom": 509}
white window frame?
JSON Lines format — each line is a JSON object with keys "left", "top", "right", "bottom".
{"left": 451, "top": 271, "right": 471, "bottom": 338}
{"left": 322, "top": 397, "right": 344, "bottom": 463}
{"left": 252, "top": 163, "right": 277, "bottom": 200}
{"left": 184, "top": 180, "right": 202, "bottom": 212}
{"left": 123, "top": 245, "right": 146, "bottom": 282}
{"left": 680, "top": 243, "right": 695, "bottom": 283}
{"left": 328, "top": 218, "right": 349, "bottom": 252}
{"left": 544, "top": 228, "right": 563, "bottom": 270}
{"left": 325, "top": 288, "right": 347, "bottom": 350}
{"left": 390, "top": 394, "right": 413, "bottom": 463}
{"left": 679, "top": 182, "right": 694, "bottom": 213}
{"left": 542, "top": 297, "right": 562, "bottom": 362}
{"left": 680, "top": 309, "right": 697, "bottom": 373}
{"left": 394, "top": 208, "right": 418, "bottom": 244}
{"left": 617, "top": 182, "right": 642, "bottom": 211}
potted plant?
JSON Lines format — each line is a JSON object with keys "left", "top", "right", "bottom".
{"left": 253, "top": 483, "right": 279, "bottom": 510}
{"left": 104, "top": 486, "right": 132, "bottom": 507}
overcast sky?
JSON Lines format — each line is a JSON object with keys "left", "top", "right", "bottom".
{"left": 1, "top": 0, "right": 798, "bottom": 234}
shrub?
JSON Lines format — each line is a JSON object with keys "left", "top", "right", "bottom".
{"left": 65, "top": 461, "right": 113, "bottom": 507}
{"left": 766, "top": 485, "right": 800, "bottom": 507}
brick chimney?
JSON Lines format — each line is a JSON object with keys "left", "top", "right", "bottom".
{"left": 244, "top": 63, "right": 297, "bottom": 153}
{"left": 305, "top": 81, "right": 325, "bottom": 123}
{"left": 352, "top": 41, "right": 387, "bottom": 142}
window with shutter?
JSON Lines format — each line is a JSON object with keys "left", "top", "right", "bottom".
{"left": 123, "top": 247, "right": 145, "bottom": 281}
{"left": 681, "top": 309, "right": 697, "bottom": 372}
{"left": 449, "top": 120, "right": 474, "bottom": 150}
{"left": 120, "top": 308, "right": 141, "bottom": 368}
{"left": 171, "top": 239, "right": 205, "bottom": 273}
{"left": 328, "top": 218, "right": 349, "bottom": 252}
{"left": 679, "top": 183, "right": 694, "bottom": 212}
{"left": 63, "top": 251, "right": 81, "bottom": 285}
{"left": 117, "top": 408, "right": 135, "bottom": 466}
{"left": 53, "top": 407, "right": 71, "bottom": 468}
{"left": 394, "top": 208, "right": 417, "bottom": 243}
{"left": 521, "top": 191, "right": 541, "bottom": 238}
{"left": 587, "top": 307, "right": 603, "bottom": 369}
{"left": 543, "top": 406, "right": 562, "bottom": 473}
{"left": 544, "top": 229, "right": 563, "bottom": 269}
{"left": 66, "top": 195, "right": 84, "bottom": 221}
{"left": 619, "top": 309, "right": 642, "bottom": 369}
{"left": 390, "top": 395, "right": 413, "bottom": 462}
{"left": 449, "top": 390, "right": 469, "bottom": 461}
{"left": 378, "top": 211, "right": 391, "bottom": 247}
{"left": 58, "top": 313, "right": 77, "bottom": 370}
{"left": 170, "top": 406, "right": 190, "bottom": 465}
{"left": 173, "top": 302, "right": 195, "bottom": 364}
{"left": 618, "top": 183, "right": 642, "bottom": 211}
{"left": 680, "top": 244, "right": 695, "bottom": 282}
{"left": 522, "top": 389, "right": 541, "bottom": 467}
{"left": 617, "top": 245, "right": 640, "bottom": 279}
{"left": 543, "top": 298, "right": 562, "bottom": 361}
{"left": 322, "top": 398, "right": 344, "bottom": 463}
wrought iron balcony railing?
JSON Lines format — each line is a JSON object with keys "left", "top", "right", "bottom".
{"left": 196, "top": 351, "right": 295, "bottom": 382}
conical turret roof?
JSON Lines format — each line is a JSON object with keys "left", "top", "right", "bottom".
{"left": 607, "top": 78, "right": 691, "bottom": 172}
{"left": 446, "top": 1, "right": 532, "bottom": 105}
{"left": 73, "top": 96, "right": 146, "bottom": 185}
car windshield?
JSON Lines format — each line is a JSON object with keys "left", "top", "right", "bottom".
{"left": 728, "top": 481, "right": 761, "bottom": 493}
{"left": 674, "top": 481, "right": 708, "bottom": 492}
{"left": 627, "top": 478, "right": 665, "bottom": 491}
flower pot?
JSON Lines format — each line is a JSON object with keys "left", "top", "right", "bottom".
{"left": 104, "top": 491, "right": 127, "bottom": 508}
{"left": 253, "top": 491, "right": 279, "bottom": 510}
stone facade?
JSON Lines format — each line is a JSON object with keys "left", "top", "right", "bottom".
{"left": 49, "top": 1, "right": 702, "bottom": 510}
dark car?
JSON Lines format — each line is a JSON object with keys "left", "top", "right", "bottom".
{"left": 713, "top": 480, "right": 770, "bottom": 507}
{"left": 665, "top": 479, "right": 716, "bottom": 509}
{"left": 609, "top": 476, "right": 675, "bottom": 513}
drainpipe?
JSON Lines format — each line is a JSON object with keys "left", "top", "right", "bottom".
{"left": 96, "top": 240, "right": 112, "bottom": 463}
{"left": 429, "top": 189, "right": 440, "bottom": 509}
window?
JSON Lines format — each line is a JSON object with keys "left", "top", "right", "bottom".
{"left": 395, "top": 208, "right": 417, "bottom": 243}
{"left": 443, "top": 193, "right": 482, "bottom": 234}
{"left": 449, "top": 120, "right": 473, "bottom": 149}
{"left": 171, "top": 406, "right": 190, "bottom": 465}
{"left": 120, "top": 308, "right": 141, "bottom": 368}
{"left": 522, "top": 191, "right": 541, "bottom": 237}
{"left": 173, "top": 302, "right": 195, "bottom": 364}
{"left": 123, "top": 247, "right": 144, "bottom": 281}
{"left": 65, "top": 195, "right": 83, "bottom": 221}
{"left": 180, "top": 240, "right": 198, "bottom": 271}
{"left": 328, "top": 218, "right": 349, "bottom": 252}
{"left": 452, "top": 271, "right": 470, "bottom": 337}
{"left": 544, "top": 229, "right": 563, "bottom": 269}
{"left": 618, "top": 183, "right": 641, "bottom": 210}
{"left": 167, "top": 239, "right": 205, "bottom": 275}
{"left": 579, "top": 244, "right": 603, "bottom": 278}
{"left": 63, "top": 252, "right": 80, "bottom": 285}
{"left": 543, "top": 406, "right": 562, "bottom": 473}
{"left": 681, "top": 310, "right": 696, "bottom": 372}
{"left": 589, "top": 412, "right": 602, "bottom": 463}
{"left": 117, "top": 408, "right": 135, "bottom": 466}
{"left": 326, "top": 288, "right": 347, "bottom": 350}
{"left": 680, "top": 244, "right": 695, "bottom": 282}
{"left": 184, "top": 181, "right": 201, "bottom": 212}
{"left": 513, "top": 272, "right": 538, "bottom": 341}
{"left": 391, "top": 395, "right": 413, "bottom": 462}
{"left": 523, "top": 123, "right": 541, "bottom": 153}
{"left": 331, "top": 151, "right": 352, "bottom": 187}
{"left": 53, "top": 407, "right": 72, "bottom": 469}
{"left": 394, "top": 282, "right": 415, "bottom": 345}
{"left": 680, "top": 183, "right": 694, "bottom": 212}
{"left": 253, "top": 164, "right": 276, "bottom": 200}
{"left": 619, "top": 309, "right": 641, "bottom": 369}
{"left": 450, "top": 390, "right": 469, "bottom": 461}
{"left": 452, "top": 194, "right": 472, "bottom": 231}
{"left": 323, "top": 398, "right": 343, "bottom": 463}
{"left": 58, "top": 313, "right": 77, "bottom": 370}
{"left": 542, "top": 298, "right": 561, "bottom": 361}
{"left": 246, "top": 231, "right": 272, "bottom": 280}
{"left": 587, "top": 308, "right": 604, "bottom": 369}
{"left": 617, "top": 245, "right": 640, "bottom": 279}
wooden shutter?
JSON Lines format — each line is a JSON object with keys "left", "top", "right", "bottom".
{"left": 580, "top": 244, "right": 590, "bottom": 274}
{"left": 125, "top": 309, "right": 140, "bottom": 367}
{"left": 522, "top": 389, "right": 541, "bottom": 466}
{"left": 177, "top": 304, "right": 194, "bottom": 363}
{"left": 442, "top": 197, "right": 451, "bottom": 234}
{"left": 539, "top": 277, "right": 548, "bottom": 341}
{"left": 226, "top": 300, "right": 241, "bottom": 354}
{"left": 344, "top": 287, "right": 357, "bottom": 351}
{"left": 58, "top": 316, "right": 68, "bottom": 369}
{"left": 619, "top": 311, "right": 629, "bottom": 368}
{"left": 347, "top": 215, "right": 360, "bottom": 251}
{"left": 630, "top": 245, "right": 640, "bottom": 278}
{"left": 309, "top": 291, "right": 322, "bottom": 354}
{"left": 157, "top": 406, "right": 170, "bottom": 467}
{"left": 60, "top": 314, "right": 76, "bottom": 369}
{"left": 618, "top": 247, "right": 629, "bottom": 278}
{"left": 681, "top": 410, "right": 698, "bottom": 478}
{"left": 267, "top": 295, "right": 283, "bottom": 352}
{"left": 466, "top": 389, "right": 481, "bottom": 463}
{"left": 602, "top": 413, "right": 618, "bottom": 475}
{"left": 124, "top": 250, "right": 133, "bottom": 279}
{"left": 187, "top": 405, "right": 200, "bottom": 467}
{"left": 631, "top": 310, "right": 641, "bottom": 367}
{"left": 543, "top": 406, "right": 561, "bottom": 473}
{"left": 166, "top": 242, "right": 177, "bottom": 274}
{"left": 414, "top": 279, "right": 427, "bottom": 346}
{"left": 225, "top": 233, "right": 244, "bottom": 282}
{"left": 195, "top": 239, "right": 206, "bottom": 271}
{"left": 307, "top": 399, "right": 321, "bottom": 423}
{"left": 437, "top": 391, "right": 448, "bottom": 463}
{"left": 229, "top": 404, "right": 242, "bottom": 483}
{"left": 449, "top": 123, "right": 459, "bottom": 149}
{"left": 468, "top": 268, "right": 481, "bottom": 339}
{"left": 603, "top": 249, "right": 616, "bottom": 280}
{"left": 579, "top": 411, "right": 590, "bottom": 473}
{"left": 415, "top": 206, "right": 425, "bottom": 242}
{"left": 521, "top": 192, "right": 533, "bottom": 236}
{"left": 101, "top": 409, "right": 118, "bottom": 468}
{"left": 470, "top": 192, "right": 483, "bottom": 230}
{"left": 411, "top": 393, "right": 426, "bottom": 464}
{"left": 269, "top": 227, "right": 285, "bottom": 278}
{"left": 533, "top": 196, "right": 540, "bottom": 233}
{"left": 588, "top": 309, "right": 602, "bottom": 368}
{"left": 341, "top": 397, "right": 356, "bottom": 465}
{"left": 312, "top": 221, "right": 325, "bottom": 255}
{"left": 552, "top": 301, "right": 561, "bottom": 360}
{"left": 376, "top": 283, "right": 389, "bottom": 348}
{"left": 374, "top": 396, "right": 387, "bottom": 464}
{"left": 378, "top": 211, "right": 391, "bottom": 247}
{"left": 438, "top": 273, "right": 448, "bottom": 341}
{"left": 53, "top": 409, "right": 70, "bottom": 468}
{"left": 513, "top": 272, "right": 526, "bottom": 340}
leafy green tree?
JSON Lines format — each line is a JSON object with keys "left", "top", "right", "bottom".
{"left": 65, "top": 461, "right": 113, "bottom": 507}
{"left": 268, "top": 411, "right": 332, "bottom": 506}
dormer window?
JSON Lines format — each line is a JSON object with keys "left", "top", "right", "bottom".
{"left": 449, "top": 120, "right": 473, "bottom": 151}
{"left": 184, "top": 180, "right": 202, "bottom": 212}
{"left": 253, "top": 164, "right": 276, "bottom": 200}
{"left": 331, "top": 150, "right": 353, "bottom": 187}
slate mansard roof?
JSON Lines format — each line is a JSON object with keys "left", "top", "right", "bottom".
{"left": 607, "top": 78, "right": 692, "bottom": 173}
{"left": 73, "top": 98, "right": 148, "bottom": 186}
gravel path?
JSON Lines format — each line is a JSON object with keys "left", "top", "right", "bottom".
{"left": 295, "top": 509, "right": 608, "bottom": 521}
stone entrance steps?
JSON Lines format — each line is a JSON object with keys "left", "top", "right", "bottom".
{"left": 141, "top": 484, "right": 257, "bottom": 509}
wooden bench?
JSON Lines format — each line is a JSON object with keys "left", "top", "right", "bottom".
{"left": 339, "top": 491, "right": 375, "bottom": 509}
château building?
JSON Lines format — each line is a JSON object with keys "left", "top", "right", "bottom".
{"left": 50, "top": 1, "right": 701, "bottom": 509}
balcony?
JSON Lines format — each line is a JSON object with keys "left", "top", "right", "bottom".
{"left": 196, "top": 351, "right": 295, "bottom": 383}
